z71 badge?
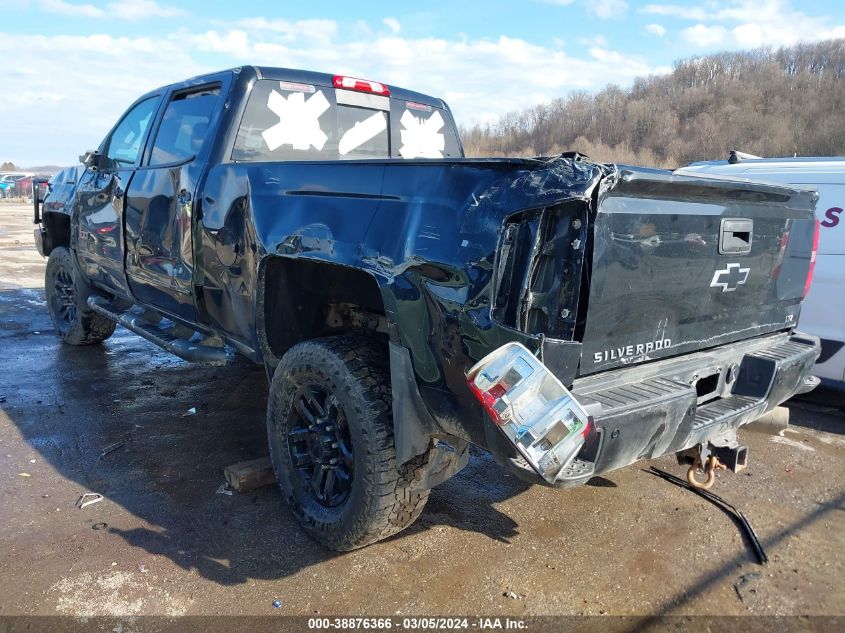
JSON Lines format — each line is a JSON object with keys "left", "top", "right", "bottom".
{"left": 710, "top": 263, "right": 750, "bottom": 292}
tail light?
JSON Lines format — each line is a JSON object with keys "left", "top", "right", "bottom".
{"left": 467, "top": 342, "right": 594, "bottom": 484}
{"left": 332, "top": 75, "right": 390, "bottom": 96}
{"left": 803, "top": 218, "right": 820, "bottom": 298}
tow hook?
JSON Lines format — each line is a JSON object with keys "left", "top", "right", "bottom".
{"left": 686, "top": 455, "right": 726, "bottom": 490}
{"left": 677, "top": 438, "right": 748, "bottom": 490}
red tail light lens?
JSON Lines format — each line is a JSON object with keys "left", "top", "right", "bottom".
{"left": 582, "top": 416, "right": 596, "bottom": 443}
{"left": 332, "top": 75, "right": 390, "bottom": 96}
{"left": 467, "top": 379, "right": 501, "bottom": 425}
{"left": 803, "top": 218, "right": 820, "bottom": 298}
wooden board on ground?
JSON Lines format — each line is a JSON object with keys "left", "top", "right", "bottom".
{"left": 224, "top": 457, "right": 277, "bottom": 492}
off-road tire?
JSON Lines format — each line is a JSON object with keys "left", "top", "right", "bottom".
{"left": 267, "top": 333, "right": 430, "bottom": 550}
{"left": 45, "top": 247, "right": 116, "bottom": 345}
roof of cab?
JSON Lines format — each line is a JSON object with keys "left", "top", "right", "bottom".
{"left": 138, "top": 65, "right": 448, "bottom": 110}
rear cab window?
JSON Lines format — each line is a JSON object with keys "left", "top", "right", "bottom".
{"left": 232, "top": 79, "right": 461, "bottom": 162}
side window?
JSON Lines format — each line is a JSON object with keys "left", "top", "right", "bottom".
{"left": 150, "top": 86, "right": 220, "bottom": 166}
{"left": 105, "top": 97, "right": 159, "bottom": 167}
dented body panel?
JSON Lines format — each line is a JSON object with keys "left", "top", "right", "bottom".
{"left": 200, "top": 154, "right": 608, "bottom": 450}
{"left": 39, "top": 65, "right": 821, "bottom": 487}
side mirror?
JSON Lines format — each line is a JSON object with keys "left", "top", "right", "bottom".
{"left": 79, "top": 150, "right": 104, "bottom": 171}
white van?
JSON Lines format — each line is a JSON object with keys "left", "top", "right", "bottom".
{"left": 677, "top": 155, "right": 845, "bottom": 388}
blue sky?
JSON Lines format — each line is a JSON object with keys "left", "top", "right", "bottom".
{"left": 2, "top": 0, "right": 844, "bottom": 165}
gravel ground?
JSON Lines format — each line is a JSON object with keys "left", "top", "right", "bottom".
{"left": 0, "top": 201, "right": 843, "bottom": 623}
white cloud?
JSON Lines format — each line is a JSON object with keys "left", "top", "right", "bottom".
{"left": 39, "top": 0, "right": 184, "bottom": 20}
{"left": 681, "top": 24, "right": 728, "bottom": 47}
{"left": 382, "top": 17, "right": 401, "bottom": 34}
{"left": 109, "top": 0, "right": 184, "bottom": 20}
{"left": 640, "top": 2, "right": 709, "bottom": 20}
{"left": 535, "top": 0, "right": 576, "bottom": 5}
{"left": 187, "top": 30, "right": 252, "bottom": 57}
{"left": 578, "top": 34, "right": 608, "bottom": 47}
{"left": 642, "top": 1, "right": 845, "bottom": 48}
{"left": 230, "top": 18, "right": 337, "bottom": 42}
{"left": 645, "top": 23, "right": 666, "bottom": 37}
{"left": 586, "top": 0, "right": 628, "bottom": 20}
{"left": 39, "top": 0, "right": 102, "bottom": 18}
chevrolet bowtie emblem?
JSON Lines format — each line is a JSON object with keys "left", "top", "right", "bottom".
{"left": 710, "top": 263, "right": 750, "bottom": 292}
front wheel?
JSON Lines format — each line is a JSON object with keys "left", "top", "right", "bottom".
{"left": 45, "top": 247, "right": 115, "bottom": 345}
{"left": 267, "top": 334, "right": 429, "bottom": 550}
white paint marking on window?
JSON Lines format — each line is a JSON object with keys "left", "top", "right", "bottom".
{"left": 262, "top": 89, "right": 330, "bottom": 152}
{"left": 338, "top": 111, "right": 387, "bottom": 156}
{"left": 399, "top": 109, "right": 445, "bottom": 159}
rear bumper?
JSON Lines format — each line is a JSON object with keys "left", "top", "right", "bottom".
{"left": 519, "top": 331, "right": 820, "bottom": 487}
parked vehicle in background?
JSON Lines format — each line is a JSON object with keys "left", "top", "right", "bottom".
{"left": 678, "top": 155, "right": 845, "bottom": 388}
{"left": 15, "top": 175, "right": 45, "bottom": 199}
{"left": 0, "top": 174, "right": 21, "bottom": 197}
{"left": 33, "top": 66, "right": 821, "bottom": 550}
{"left": 0, "top": 173, "right": 32, "bottom": 198}
{"left": 14, "top": 175, "right": 35, "bottom": 198}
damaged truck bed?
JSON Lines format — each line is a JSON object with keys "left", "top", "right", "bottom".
{"left": 34, "top": 65, "right": 821, "bottom": 550}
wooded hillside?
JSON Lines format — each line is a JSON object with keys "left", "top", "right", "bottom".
{"left": 461, "top": 39, "right": 845, "bottom": 168}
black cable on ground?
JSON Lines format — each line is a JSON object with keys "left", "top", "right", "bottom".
{"left": 646, "top": 466, "right": 768, "bottom": 565}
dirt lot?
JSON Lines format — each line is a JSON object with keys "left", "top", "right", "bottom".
{"left": 1, "top": 201, "right": 844, "bottom": 621}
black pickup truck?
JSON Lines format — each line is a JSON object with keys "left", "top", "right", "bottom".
{"left": 34, "top": 66, "right": 821, "bottom": 550}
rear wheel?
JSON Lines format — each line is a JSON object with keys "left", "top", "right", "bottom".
{"left": 267, "top": 334, "right": 429, "bottom": 550}
{"left": 45, "top": 247, "right": 115, "bottom": 345}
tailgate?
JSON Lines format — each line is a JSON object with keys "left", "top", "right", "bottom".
{"left": 579, "top": 168, "right": 818, "bottom": 375}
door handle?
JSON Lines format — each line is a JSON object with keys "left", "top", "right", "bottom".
{"left": 719, "top": 218, "right": 753, "bottom": 255}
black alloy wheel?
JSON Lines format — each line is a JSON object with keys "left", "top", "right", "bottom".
{"left": 287, "top": 385, "right": 355, "bottom": 508}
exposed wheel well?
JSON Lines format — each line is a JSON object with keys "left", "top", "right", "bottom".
{"left": 258, "top": 256, "right": 388, "bottom": 368}
{"left": 41, "top": 211, "right": 71, "bottom": 256}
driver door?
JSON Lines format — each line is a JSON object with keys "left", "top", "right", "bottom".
{"left": 74, "top": 96, "right": 160, "bottom": 297}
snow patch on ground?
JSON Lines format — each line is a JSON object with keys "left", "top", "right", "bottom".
{"left": 49, "top": 571, "right": 188, "bottom": 616}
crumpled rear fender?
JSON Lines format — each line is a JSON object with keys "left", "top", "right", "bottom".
{"left": 198, "top": 157, "right": 609, "bottom": 455}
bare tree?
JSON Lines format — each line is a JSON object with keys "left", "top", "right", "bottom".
{"left": 461, "top": 39, "right": 845, "bottom": 168}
